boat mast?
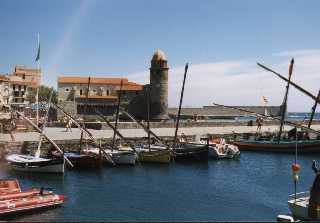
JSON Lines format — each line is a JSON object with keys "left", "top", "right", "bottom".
{"left": 173, "top": 63, "right": 189, "bottom": 148}
{"left": 112, "top": 80, "right": 123, "bottom": 150}
{"left": 308, "top": 89, "right": 320, "bottom": 128}
{"left": 16, "top": 111, "right": 74, "bottom": 167}
{"left": 35, "top": 90, "right": 53, "bottom": 158}
{"left": 44, "top": 97, "right": 115, "bottom": 165}
{"left": 146, "top": 86, "right": 151, "bottom": 152}
{"left": 258, "top": 62, "right": 320, "bottom": 105}
{"left": 94, "top": 109, "right": 136, "bottom": 151}
{"left": 121, "top": 110, "right": 168, "bottom": 147}
{"left": 277, "top": 58, "right": 294, "bottom": 142}
{"left": 212, "top": 102, "right": 320, "bottom": 135}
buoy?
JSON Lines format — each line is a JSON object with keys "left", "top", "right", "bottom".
{"left": 291, "top": 163, "right": 300, "bottom": 173}
{"left": 292, "top": 173, "right": 299, "bottom": 181}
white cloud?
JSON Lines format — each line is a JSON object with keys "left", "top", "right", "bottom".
{"left": 128, "top": 49, "right": 320, "bottom": 112}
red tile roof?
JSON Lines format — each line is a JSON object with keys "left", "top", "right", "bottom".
{"left": 58, "top": 76, "right": 143, "bottom": 91}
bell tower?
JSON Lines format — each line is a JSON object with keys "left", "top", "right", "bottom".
{"left": 149, "top": 49, "right": 169, "bottom": 120}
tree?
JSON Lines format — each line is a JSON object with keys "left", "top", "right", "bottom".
{"left": 26, "top": 85, "right": 58, "bottom": 104}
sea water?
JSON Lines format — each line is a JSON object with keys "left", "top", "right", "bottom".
{"left": 1, "top": 151, "right": 320, "bottom": 221}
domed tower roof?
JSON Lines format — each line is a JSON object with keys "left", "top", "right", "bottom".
{"left": 152, "top": 49, "right": 167, "bottom": 61}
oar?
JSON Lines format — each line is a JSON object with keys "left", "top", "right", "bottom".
{"left": 257, "top": 62, "right": 320, "bottom": 104}
{"left": 15, "top": 111, "right": 74, "bottom": 168}
{"left": 212, "top": 103, "right": 320, "bottom": 136}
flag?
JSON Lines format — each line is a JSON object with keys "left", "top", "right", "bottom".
{"left": 35, "top": 42, "right": 40, "bottom": 62}
{"left": 262, "top": 96, "right": 268, "bottom": 104}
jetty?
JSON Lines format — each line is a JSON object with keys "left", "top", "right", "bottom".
{"left": 2, "top": 123, "right": 320, "bottom": 142}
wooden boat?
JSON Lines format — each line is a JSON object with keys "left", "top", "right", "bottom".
{"left": 0, "top": 179, "right": 65, "bottom": 217}
{"left": 135, "top": 145, "right": 171, "bottom": 163}
{"left": 5, "top": 154, "right": 65, "bottom": 173}
{"left": 84, "top": 146, "right": 137, "bottom": 165}
{"left": 61, "top": 152, "right": 101, "bottom": 169}
{"left": 228, "top": 139, "right": 320, "bottom": 153}
{"left": 173, "top": 142, "right": 208, "bottom": 162}
{"left": 105, "top": 147, "right": 137, "bottom": 165}
{"left": 197, "top": 136, "right": 240, "bottom": 159}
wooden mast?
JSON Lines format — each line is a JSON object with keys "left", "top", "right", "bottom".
{"left": 112, "top": 80, "right": 123, "bottom": 150}
{"left": 146, "top": 86, "right": 151, "bottom": 152}
{"left": 16, "top": 111, "right": 74, "bottom": 167}
{"left": 277, "top": 58, "right": 294, "bottom": 142}
{"left": 173, "top": 63, "right": 189, "bottom": 148}
{"left": 35, "top": 90, "right": 53, "bottom": 158}
{"left": 120, "top": 110, "right": 168, "bottom": 147}
{"left": 308, "top": 89, "right": 320, "bottom": 128}
{"left": 258, "top": 62, "right": 320, "bottom": 104}
{"left": 212, "top": 102, "right": 320, "bottom": 135}
{"left": 94, "top": 109, "right": 136, "bottom": 151}
{"left": 46, "top": 98, "right": 115, "bottom": 165}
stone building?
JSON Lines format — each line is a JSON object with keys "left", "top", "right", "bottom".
{"left": 57, "top": 49, "right": 170, "bottom": 121}
{"left": 128, "top": 49, "right": 169, "bottom": 120}
{"left": 57, "top": 76, "right": 143, "bottom": 118}
{"left": 0, "top": 65, "right": 41, "bottom": 110}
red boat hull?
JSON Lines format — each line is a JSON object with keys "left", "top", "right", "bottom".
{"left": 0, "top": 179, "right": 65, "bottom": 217}
{"left": 230, "top": 140, "right": 320, "bottom": 153}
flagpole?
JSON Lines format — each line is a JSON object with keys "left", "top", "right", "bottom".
{"left": 36, "top": 33, "right": 40, "bottom": 126}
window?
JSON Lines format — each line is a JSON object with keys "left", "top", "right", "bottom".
{"left": 18, "top": 85, "right": 21, "bottom": 91}
{"left": 107, "top": 90, "right": 110, "bottom": 96}
{"left": 80, "top": 89, "right": 83, "bottom": 95}
{"left": 66, "top": 88, "right": 69, "bottom": 92}
{"left": 22, "top": 74, "right": 25, "bottom": 80}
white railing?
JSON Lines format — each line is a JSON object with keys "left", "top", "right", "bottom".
{"left": 289, "top": 191, "right": 309, "bottom": 200}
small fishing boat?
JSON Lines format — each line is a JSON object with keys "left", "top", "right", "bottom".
{"left": 56, "top": 152, "right": 100, "bottom": 169}
{"left": 206, "top": 138, "right": 240, "bottom": 159}
{"left": 135, "top": 145, "right": 171, "bottom": 163}
{"left": 105, "top": 147, "right": 137, "bottom": 165}
{"left": 6, "top": 154, "right": 65, "bottom": 173}
{"left": 84, "top": 145, "right": 137, "bottom": 165}
{"left": 0, "top": 179, "right": 65, "bottom": 217}
{"left": 173, "top": 142, "right": 208, "bottom": 162}
{"left": 229, "top": 139, "right": 320, "bottom": 153}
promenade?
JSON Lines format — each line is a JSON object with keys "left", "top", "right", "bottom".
{"left": 1, "top": 124, "right": 320, "bottom": 142}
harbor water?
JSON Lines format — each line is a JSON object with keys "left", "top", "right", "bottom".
{"left": 1, "top": 151, "right": 320, "bottom": 221}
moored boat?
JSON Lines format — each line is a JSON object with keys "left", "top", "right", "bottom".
{"left": 0, "top": 179, "right": 65, "bottom": 217}
{"left": 173, "top": 142, "right": 208, "bottom": 162}
{"left": 229, "top": 139, "right": 320, "bottom": 153}
{"left": 136, "top": 146, "right": 171, "bottom": 163}
{"left": 6, "top": 154, "right": 65, "bottom": 173}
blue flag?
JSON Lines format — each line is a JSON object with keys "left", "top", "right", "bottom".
{"left": 35, "top": 42, "right": 40, "bottom": 62}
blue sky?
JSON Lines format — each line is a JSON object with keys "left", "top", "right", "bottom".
{"left": 1, "top": 0, "right": 320, "bottom": 111}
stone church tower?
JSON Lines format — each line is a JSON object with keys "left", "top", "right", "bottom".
{"left": 149, "top": 49, "right": 169, "bottom": 120}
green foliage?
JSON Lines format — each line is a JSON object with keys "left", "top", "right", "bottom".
{"left": 26, "top": 85, "right": 58, "bottom": 104}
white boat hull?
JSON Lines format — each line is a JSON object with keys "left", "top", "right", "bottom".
{"left": 111, "top": 152, "right": 137, "bottom": 165}
{"left": 6, "top": 154, "right": 65, "bottom": 173}
{"left": 288, "top": 192, "right": 313, "bottom": 220}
